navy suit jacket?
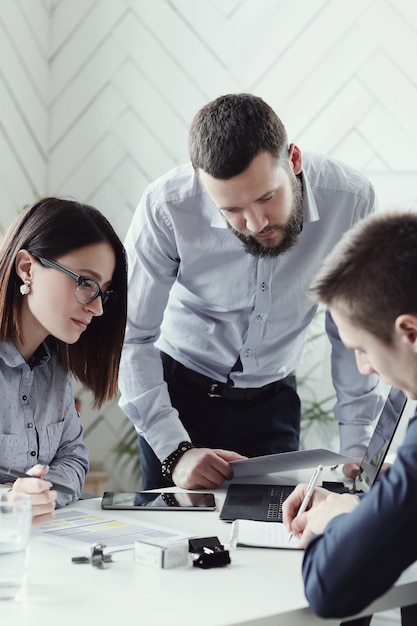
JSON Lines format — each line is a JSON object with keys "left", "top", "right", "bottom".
{"left": 302, "top": 411, "right": 417, "bottom": 618}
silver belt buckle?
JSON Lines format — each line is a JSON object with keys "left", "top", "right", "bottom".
{"left": 208, "top": 382, "right": 222, "bottom": 398}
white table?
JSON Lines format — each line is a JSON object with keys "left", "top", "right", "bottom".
{"left": 3, "top": 468, "right": 417, "bottom": 626}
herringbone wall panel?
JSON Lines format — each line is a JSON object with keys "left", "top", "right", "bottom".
{"left": 1, "top": 0, "right": 417, "bottom": 493}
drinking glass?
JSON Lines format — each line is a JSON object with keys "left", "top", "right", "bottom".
{"left": 0, "top": 490, "right": 32, "bottom": 600}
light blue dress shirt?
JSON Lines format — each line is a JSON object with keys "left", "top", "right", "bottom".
{"left": 119, "top": 152, "right": 383, "bottom": 462}
{"left": 0, "top": 340, "right": 88, "bottom": 506}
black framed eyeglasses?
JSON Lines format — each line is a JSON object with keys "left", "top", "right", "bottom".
{"left": 35, "top": 256, "right": 117, "bottom": 310}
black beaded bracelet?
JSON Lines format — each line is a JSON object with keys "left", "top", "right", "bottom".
{"left": 161, "top": 441, "right": 194, "bottom": 479}
{"left": 161, "top": 493, "right": 179, "bottom": 507}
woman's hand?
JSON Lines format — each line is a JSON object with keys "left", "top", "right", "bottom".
{"left": 12, "top": 464, "right": 57, "bottom": 527}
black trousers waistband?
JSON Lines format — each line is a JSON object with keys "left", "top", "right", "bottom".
{"left": 160, "top": 352, "right": 295, "bottom": 400}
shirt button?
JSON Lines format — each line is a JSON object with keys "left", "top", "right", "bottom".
{"left": 255, "top": 315, "right": 262, "bottom": 321}
{"left": 30, "top": 451, "right": 36, "bottom": 457}
{"left": 22, "top": 395, "right": 27, "bottom": 401}
{"left": 260, "top": 282, "right": 266, "bottom": 291}
{"left": 27, "top": 423, "right": 33, "bottom": 428}
{"left": 245, "top": 349, "right": 252, "bottom": 357}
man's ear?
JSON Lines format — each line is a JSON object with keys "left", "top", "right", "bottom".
{"left": 395, "top": 314, "right": 417, "bottom": 348}
{"left": 15, "top": 249, "right": 34, "bottom": 282}
{"left": 288, "top": 143, "right": 303, "bottom": 175}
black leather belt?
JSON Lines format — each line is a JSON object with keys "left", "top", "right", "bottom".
{"left": 161, "top": 352, "right": 295, "bottom": 400}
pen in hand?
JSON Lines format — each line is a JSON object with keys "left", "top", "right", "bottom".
{"left": 0, "top": 464, "right": 74, "bottom": 495}
{"left": 288, "top": 464, "right": 323, "bottom": 542}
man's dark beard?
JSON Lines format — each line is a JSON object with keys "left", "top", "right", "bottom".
{"left": 228, "top": 174, "right": 304, "bottom": 258}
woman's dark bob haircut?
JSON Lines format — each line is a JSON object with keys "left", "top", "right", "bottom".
{"left": 0, "top": 197, "right": 128, "bottom": 406}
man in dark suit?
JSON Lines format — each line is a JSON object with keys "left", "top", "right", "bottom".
{"left": 283, "top": 211, "right": 417, "bottom": 619}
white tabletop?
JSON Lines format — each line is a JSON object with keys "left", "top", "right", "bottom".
{"left": 3, "top": 468, "right": 417, "bottom": 626}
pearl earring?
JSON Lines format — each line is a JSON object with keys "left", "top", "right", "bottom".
{"left": 19, "top": 280, "right": 31, "bottom": 296}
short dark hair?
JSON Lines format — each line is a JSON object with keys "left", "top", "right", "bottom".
{"left": 0, "top": 197, "right": 128, "bottom": 405}
{"left": 189, "top": 93, "right": 289, "bottom": 178}
{"left": 310, "top": 211, "right": 417, "bottom": 344}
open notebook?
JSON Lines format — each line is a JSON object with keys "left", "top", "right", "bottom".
{"left": 220, "top": 386, "right": 407, "bottom": 523}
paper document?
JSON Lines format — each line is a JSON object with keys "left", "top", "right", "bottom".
{"left": 230, "top": 449, "right": 359, "bottom": 478}
{"left": 230, "top": 519, "right": 301, "bottom": 550}
{"left": 33, "top": 507, "right": 193, "bottom": 553}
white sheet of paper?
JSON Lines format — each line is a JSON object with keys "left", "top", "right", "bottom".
{"left": 230, "top": 449, "right": 359, "bottom": 478}
{"left": 33, "top": 507, "right": 193, "bottom": 553}
{"left": 230, "top": 519, "right": 301, "bottom": 550}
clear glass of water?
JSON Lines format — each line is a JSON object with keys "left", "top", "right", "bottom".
{"left": 0, "top": 489, "right": 32, "bottom": 601}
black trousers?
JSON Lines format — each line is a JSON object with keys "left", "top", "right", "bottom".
{"left": 138, "top": 354, "right": 301, "bottom": 490}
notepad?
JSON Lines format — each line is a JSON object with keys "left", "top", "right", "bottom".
{"left": 230, "top": 519, "right": 301, "bottom": 550}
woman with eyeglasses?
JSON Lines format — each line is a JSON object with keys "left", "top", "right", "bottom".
{"left": 0, "top": 197, "right": 127, "bottom": 525}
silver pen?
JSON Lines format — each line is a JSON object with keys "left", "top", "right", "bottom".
{"left": 288, "top": 464, "right": 323, "bottom": 542}
{"left": 0, "top": 464, "right": 74, "bottom": 495}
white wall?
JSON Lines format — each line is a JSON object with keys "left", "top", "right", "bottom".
{"left": 1, "top": 0, "right": 417, "bottom": 490}
{"left": 2, "top": 0, "right": 417, "bottom": 235}
{"left": 0, "top": 0, "right": 50, "bottom": 230}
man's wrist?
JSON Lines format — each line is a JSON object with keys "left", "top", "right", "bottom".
{"left": 161, "top": 441, "right": 194, "bottom": 479}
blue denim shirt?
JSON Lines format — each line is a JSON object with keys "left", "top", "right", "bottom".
{"left": 0, "top": 340, "right": 88, "bottom": 506}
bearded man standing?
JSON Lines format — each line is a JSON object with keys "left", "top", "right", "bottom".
{"left": 119, "top": 93, "right": 384, "bottom": 490}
